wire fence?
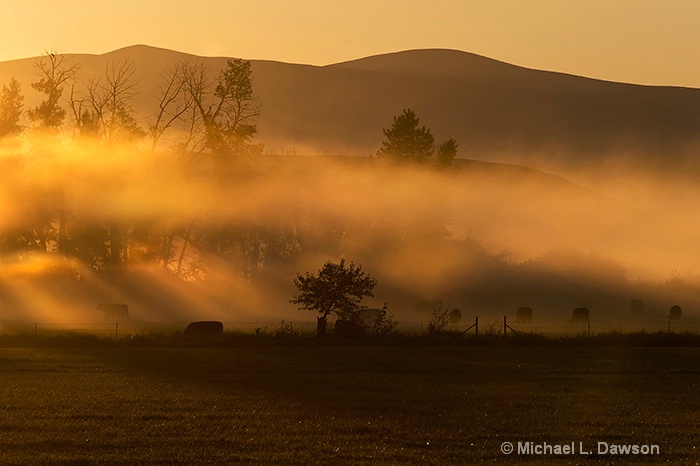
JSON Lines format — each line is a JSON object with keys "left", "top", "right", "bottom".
{"left": 450, "top": 315, "right": 700, "bottom": 336}
{"left": 1, "top": 315, "right": 700, "bottom": 339}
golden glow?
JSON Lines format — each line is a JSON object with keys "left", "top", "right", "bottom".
{"left": 1, "top": 1, "right": 700, "bottom": 87}
{"left": 1, "top": 3, "right": 700, "bottom": 324}
{"left": 3, "top": 131, "right": 700, "bottom": 322}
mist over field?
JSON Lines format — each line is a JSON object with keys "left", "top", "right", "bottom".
{"left": 1, "top": 47, "right": 700, "bottom": 327}
{"left": 2, "top": 134, "right": 700, "bottom": 325}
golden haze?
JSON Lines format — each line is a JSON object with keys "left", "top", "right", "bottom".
{"left": 1, "top": 132, "right": 700, "bottom": 324}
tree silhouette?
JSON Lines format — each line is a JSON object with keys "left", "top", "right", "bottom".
{"left": 70, "top": 58, "right": 144, "bottom": 143}
{"left": 377, "top": 108, "right": 434, "bottom": 163}
{"left": 436, "top": 138, "right": 458, "bottom": 168}
{"left": 149, "top": 64, "right": 193, "bottom": 151}
{"left": 65, "top": 58, "right": 145, "bottom": 272}
{"left": 181, "top": 58, "right": 261, "bottom": 168}
{"left": 28, "top": 51, "right": 78, "bottom": 130}
{"left": 0, "top": 78, "right": 24, "bottom": 138}
{"left": 290, "top": 259, "right": 377, "bottom": 338}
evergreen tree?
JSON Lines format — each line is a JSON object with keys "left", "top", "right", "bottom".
{"left": 377, "top": 108, "right": 434, "bottom": 163}
{"left": 0, "top": 78, "right": 24, "bottom": 137}
{"left": 436, "top": 138, "right": 458, "bottom": 168}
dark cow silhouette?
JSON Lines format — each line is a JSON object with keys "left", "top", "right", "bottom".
{"left": 184, "top": 321, "right": 224, "bottom": 337}
{"left": 334, "top": 319, "right": 365, "bottom": 338}
{"left": 97, "top": 303, "right": 128, "bottom": 320}
{"left": 569, "top": 307, "right": 589, "bottom": 324}
{"left": 357, "top": 308, "right": 382, "bottom": 323}
{"left": 669, "top": 305, "right": 682, "bottom": 319}
{"left": 516, "top": 306, "right": 533, "bottom": 323}
{"left": 631, "top": 299, "right": 644, "bottom": 314}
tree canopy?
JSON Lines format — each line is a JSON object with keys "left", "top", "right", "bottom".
{"left": 436, "top": 138, "right": 458, "bottom": 168}
{"left": 0, "top": 78, "right": 23, "bottom": 138}
{"left": 290, "top": 259, "right": 377, "bottom": 337}
{"left": 28, "top": 52, "right": 78, "bottom": 130}
{"left": 182, "top": 58, "right": 261, "bottom": 168}
{"left": 377, "top": 108, "right": 435, "bottom": 163}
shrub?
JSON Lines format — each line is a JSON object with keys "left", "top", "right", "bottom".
{"left": 427, "top": 303, "right": 450, "bottom": 334}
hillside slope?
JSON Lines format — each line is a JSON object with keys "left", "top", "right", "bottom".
{"left": 1, "top": 45, "right": 699, "bottom": 164}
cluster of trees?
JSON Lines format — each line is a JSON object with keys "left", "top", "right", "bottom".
{"left": 0, "top": 51, "right": 460, "bottom": 290}
{"left": 0, "top": 52, "right": 266, "bottom": 279}
{"left": 8, "top": 53, "right": 687, "bottom": 326}
{"left": 376, "top": 108, "right": 458, "bottom": 167}
{"left": 0, "top": 52, "right": 261, "bottom": 157}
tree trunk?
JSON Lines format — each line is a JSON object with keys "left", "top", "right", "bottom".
{"left": 58, "top": 187, "right": 67, "bottom": 254}
{"left": 176, "top": 216, "right": 197, "bottom": 278}
{"left": 110, "top": 221, "right": 124, "bottom": 269}
{"left": 316, "top": 316, "right": 327, "bottom": 339}
{"left": 160, "top": 228, "right": 176, "bottom": 270}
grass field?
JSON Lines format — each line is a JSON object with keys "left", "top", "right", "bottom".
{"left": 0, "top": 345, "right": 697, "bottom": 464}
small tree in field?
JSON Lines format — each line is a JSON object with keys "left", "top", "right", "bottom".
{"left": 290, "top": 259, "right": 377, "bottom": 338}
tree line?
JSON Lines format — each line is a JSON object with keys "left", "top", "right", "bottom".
{"left": 0, "top": 51, "right": 269, "bottom": 280}
{"left": 0, "top": 50, "right": 459, "bottom": 287}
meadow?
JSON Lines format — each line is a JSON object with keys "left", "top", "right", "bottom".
{"left": 0, "top": 343, "right": 696, "bottom": 464}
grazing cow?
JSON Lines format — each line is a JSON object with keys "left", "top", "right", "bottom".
{"left": 669, "top": 305, "right": 682, "bottom": 320}
{"left": 569, "top": 307, "right": 589, "bottom": 324}
{"left": 334, "top": 319, "right": 365, "bottom": 338}
{"left": 184, "top": 321, "right": 224, "bottom": 337}
{"left": 448, "top": 309, "right": 462, "bottom": 325}
{"left": 97, "top": 303, "right": 128, "bottom": 320}
{"left": 631, "top": 299, "right": 644, "bottom": 314}
{"left": 516, "top": 306, "right": 533, "bottom": 323}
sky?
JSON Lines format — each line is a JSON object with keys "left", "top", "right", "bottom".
{"left": 1, "top": 1, "right": 700, "bottom": 87}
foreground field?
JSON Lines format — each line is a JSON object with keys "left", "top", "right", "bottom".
{"left": 0, "top": 346, "right": 696, "bottom": 464}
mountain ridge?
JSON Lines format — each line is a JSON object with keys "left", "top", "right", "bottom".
{"left": 1, "top": 45, "right": 699, "bottom": 164}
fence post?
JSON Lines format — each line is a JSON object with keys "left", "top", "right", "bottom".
{"left": 475, "top": 316, "right": 478, "bottom": 336}
{"left": 503, "top": 315, "right": 518, "bottom": 336}
{"left": 115, "top": 322, "right": 118, "bottom": 340}
{"left": 587, "top": 320, "right": 591, "bottom": 337}
{"left": 35, "top": 322, "right": 37, "bottom": 335}
{"left": 668, "top": 319, "right": 671, "bottom": 333}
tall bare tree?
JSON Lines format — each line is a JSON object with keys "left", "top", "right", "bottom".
{"left": 149, "top": 64, "right": 193, "bottom": 151}
{"left": 26, "top": 52, "right": 78, "bottom": 255}
{"left": 69, "top": 81, "right": 100, "bottom": 139}
{"left": 68, "top": 58, "right": 145, "bottom": 272}
{"left": 71, "top": 58, "right": 144, "bottom": 143}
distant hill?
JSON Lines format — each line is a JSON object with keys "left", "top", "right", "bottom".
{"left": 2, "top": 45, "right": 700, "bottom": 165}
